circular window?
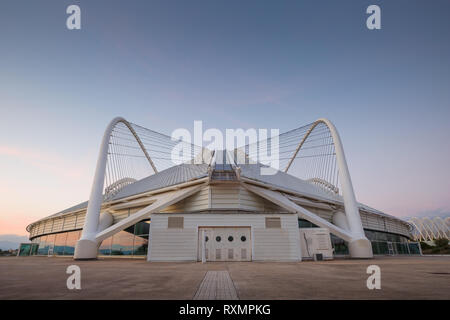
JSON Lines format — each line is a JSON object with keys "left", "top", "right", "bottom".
{"left": 205, "top": 236, "right": 209, "bottom": 242}
{"left": 241, "top": 236, "right": 247, "bottom": 242}
{"left": 216, "top": 236, "right": 221, "bottom": 242}
{"left": 228, "top": 236, "right": 234, "bottom": 242}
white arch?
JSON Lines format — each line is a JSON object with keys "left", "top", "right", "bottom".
{"left": 429, "top": 217, "right": 449, "bottom": 239}
{"left": 286, "top": 119, "right": 367, "bottom": 239}
{"left": 113, "top": 118, "right": 158, "bottom": 173}
{"left": 434, "top": 217, "right": 450, "bottom": 239}
{"left": 423, "top": 217, "right": 442, "bottom": 239}
{"left": 284, "top": 118, "right": 372, "bottom": 257}
{"left": 409, "top": 217, "right": 450, "bottom": 241}
{"left": 74, "top": 117, "right": 157, "bottom": 259}
{"left": 104, "top": 177, "right": 137, "bottom": 200}
{"left": 307, "top": 177, "right": 339, "bottom": 194}
{"left": 409, "top": 218, "right": 429, "bottom": 241}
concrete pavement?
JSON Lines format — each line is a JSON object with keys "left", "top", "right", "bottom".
{"left": 0, "top": 256, "right": 448, "bottom": 299}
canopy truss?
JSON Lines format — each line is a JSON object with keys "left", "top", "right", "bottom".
{"left": 104, "top": 119, "right": 203, "bottom": 199}
{"left": 236, "top": 119, "right": 340, "bottom": 195}
{"left": 409, "top": 217, "right": 450, "bottom": 241}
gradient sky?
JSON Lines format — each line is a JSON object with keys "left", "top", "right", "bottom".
{"left": 1, "top": 1, "right": 450, "bottom": 235}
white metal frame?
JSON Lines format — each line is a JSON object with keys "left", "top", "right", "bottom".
{"left": 74, "top": 117, "right": 160, "bottom": 259}
{"left": 74, "top": 117, "right": 374, "bottom": 259}
{"left": 409, "top": 216, "right": 450, "bottom": 241}
{"left": 285, "top": 118, "right": 367, "bottom": 240}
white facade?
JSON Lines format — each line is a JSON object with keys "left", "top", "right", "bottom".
{"left": 148, "top": 213, "right": 301, "bottom": 262}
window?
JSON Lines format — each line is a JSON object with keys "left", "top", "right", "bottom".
{"left": 98, "top": 220, "right": 150, "bottom": 257}
{"left": 377, "top": 241, "right": 389, "bottom": 254}
{"left": 408, "top": 243, "right": 421, "bottom": 255}
{"left": 30, "top": 243, "right": 39, "bottom": 255}
{"left": 265, "top": 217, "right": 281, "bottom": 228}
{"left": 168, "top": 216, "right": 184, "bottom": 229}
{"left": 134, "top": 220, "right": 150, "bottom": 235}
{"left": 98, "top": 236, "right": 112, "bottom": 256}
{"left": 37, "top": 235, "right": 48, "bottom": 255}
{"left": 31, "top": 237, "right": 40, "bottom": 255}
{"left": 228, "top": 236, "right": 233, "bottom": 242}
{"left": 298, "top": 219, "right": 318, "bottom": 228}
{"left": 133, "top": 220, "right": 149, "bottom": 256}
{"left": 46, "top": 234, "right": 56, "bottom": 254}
{"left": 216, "top": 236, "right": 221, "bottom": 242}
{"left": 111, "top": 230, "right": 134, "bottom": 255}
{"left": 54, "top": 233, "right": 67, "bottom": 255}
{"left": 364, "top": 230, "right": 376, "bottom": 241}
{"left": 63, "top": 231, "right": 81, "bottom": 255}
{"left": 330, "top": 234, "right": 349, "bottom": 255}
{"left": 133, "top": 235, "right": 148, "bottom": 256}
{"left": 241, "top": 236, "right": 247, "bottom": 242}
{"left": 18, "top": 244, "right": 32, "bottom": 256}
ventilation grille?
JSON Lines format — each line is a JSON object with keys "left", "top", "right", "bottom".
{"left": 265, "top": 217, "right": 281, "bottom": 228}
{"left": 168, "top": 216, "right": 184, "bottom": 229}
{"left": 241, "top": 248, "right": 247, "bottom": 260}
{"left": 216, "top": 249, "right": 221, "bottom": 260}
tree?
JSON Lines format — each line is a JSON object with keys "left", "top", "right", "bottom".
{"left": 420, "top": 242, "right": 432, "bottom": 250}
{"left": 434, "top": 238, "right": 449, "bottom": 248}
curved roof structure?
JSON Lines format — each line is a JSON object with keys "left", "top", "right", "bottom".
{"left": 408, "top": 217, "right": 450, "bottom": 241}
{"left": 25, "top": 117, "right": 414, "bottom": 260}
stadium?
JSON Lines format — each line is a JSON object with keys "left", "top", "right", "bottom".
{"left": 21, "top": 117, "right": 421, "bottom": 261}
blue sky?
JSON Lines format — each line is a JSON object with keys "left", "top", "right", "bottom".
{"left": 1, "top": 1, "right": 449, "bottom": 234}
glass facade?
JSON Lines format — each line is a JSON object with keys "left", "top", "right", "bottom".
{"left": 98, "top": 236, "right": 112, "bottom": 255}
{"left": 299, "top": 218, "right": 350, "bottom": 254}
{"left": 99, "top": 220, "right": 149, "bottom": 257}
{"left": 18, "top": 243, "right": 38, "bottom": 256}
{"left": 111, "top": 228, "right": 134, "bottom": 255}
{"left": 46, "top": 234, "right": 56, "bottom": 254}
{"left": 29, "top": 219, "right": 150, "bottom": 257}
{"left": 37, "top": 235, "right": 49, "bottom": 255}
{"left": 298, "top": 219, "right": 318, "bottom": 228}
{"left": 298, "top": 218, "right": 421, "bottom": 256}
{"left": 54, "top": 232, "right": 68, "bottom": 255}
{"left": 133, "top": 220, "right": 149, "bottom": 255}
{"left": 364, "top": 229, "right": 420, "bottom": 255}
{"left": 32, "top": 231, "right": 81, "bottom": 256}
{"left": 330, "top": 234, "right": 349, "bottom": 255}
{"left": 64, "top": 231, "right": 81, "bottom": 255}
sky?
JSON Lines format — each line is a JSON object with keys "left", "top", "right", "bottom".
{"left": 1, "top": 0, "right": 450, "bottom": 236}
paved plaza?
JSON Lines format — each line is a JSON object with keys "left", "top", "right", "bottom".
{"left": 0, "top": 256, "right": 448, "bottom": 299}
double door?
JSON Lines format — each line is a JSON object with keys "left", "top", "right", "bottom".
{"left": 198, "top": 227, "right": 251, "bottom": 261}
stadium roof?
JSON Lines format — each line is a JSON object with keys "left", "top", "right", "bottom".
{"left": 35, "top": 162, "right": 398, "bottom": 223}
